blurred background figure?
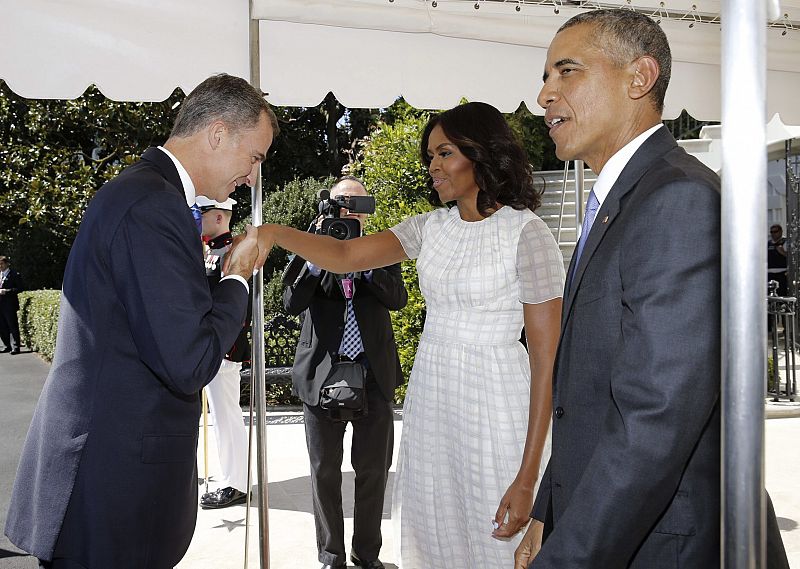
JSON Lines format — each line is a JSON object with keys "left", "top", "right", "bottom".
{"left": 768, "top": 223, "right": 788, "bottom": 296}
{"left": 0, "top": 255, "right": 23, "bottom": 355}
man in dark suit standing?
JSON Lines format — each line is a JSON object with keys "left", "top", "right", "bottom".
{"left": 514, "top": 9, "right": 722, "bottom": 568}
{"left": 283, "top": 176, "right": 407, "bottom": 569}
{"left": 5, "top": 74, "right": 276, "bottom": 569}
{"left": 0, "top": 255, "right": 23, "bottom": 354}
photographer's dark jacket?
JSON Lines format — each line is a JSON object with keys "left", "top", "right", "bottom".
{"left": 283, "top": 263, "right": 407, "bottom": 405}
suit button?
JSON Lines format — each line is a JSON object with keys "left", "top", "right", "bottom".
{"left": 555, "top": 406, "right": 564, "bottom": 419}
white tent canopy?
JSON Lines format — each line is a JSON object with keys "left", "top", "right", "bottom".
{"left": 2, "top": 0, "right": 799, "bottom": 123}
{"left": 679, "top": 114, "right": 800, "bottom": 172}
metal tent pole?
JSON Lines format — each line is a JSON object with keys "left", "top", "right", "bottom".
{"left": 721, "top": 0, "right": 767, "bottom": 567}
{"left": 248, "top": 2, "right": 270, "bottom": 567}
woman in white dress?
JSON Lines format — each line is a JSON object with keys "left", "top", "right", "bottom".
{"left": 257, "top": 102, "right": 564, "bottom": 569}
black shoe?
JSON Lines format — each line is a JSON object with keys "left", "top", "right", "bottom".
{"left": 320, "top": 565, "right": 345, "bottom": 569}
{"left": 199, "top": 486, "right": 247, "bottom": 509}
{"left": 0, "top": 347, "right": 10, "bottom": 353}
{"left": 10, "top": 349, "right": 20, "bottom": 355}
{"left": 351, "top": 553, "right": 385, "bottom": 569}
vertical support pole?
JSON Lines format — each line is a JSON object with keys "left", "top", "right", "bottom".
{"left": 248, "top": 2, "right": 270, "bottom": 567}
{"left": 721, "top": 0, "right": 766, "bottom": 567}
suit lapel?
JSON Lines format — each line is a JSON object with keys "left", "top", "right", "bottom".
{"left": 561, "top": 127, "right": 679, "bottom": 328}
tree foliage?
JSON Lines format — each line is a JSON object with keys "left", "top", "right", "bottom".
{"left": 0, "top": 81, "right": 181, "bottom": 288}
{"left": 352, "top": 103, "right": 434, "bottom": 393}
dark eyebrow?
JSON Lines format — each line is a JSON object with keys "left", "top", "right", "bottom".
{"left": 427, "top": 142, "right": 454, "bottom": 155}
{"left": 543, "top": 58, "right": 582, "bottom": 82}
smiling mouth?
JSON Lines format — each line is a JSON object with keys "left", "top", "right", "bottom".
{"left": 432, "top": 178, "right": 446, "bottom": 188}
{"left": 546, "top": 116, "right": 568, "bottom": 132}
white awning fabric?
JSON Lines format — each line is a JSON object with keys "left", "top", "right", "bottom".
{"left": 1, "top": 0, "right": 799, "bottom": 123}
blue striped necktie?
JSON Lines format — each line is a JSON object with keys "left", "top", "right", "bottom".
{"left": 570, "top": 189, "right": 600, "bottom": 284}
{"left": 190, "top": 203, "right": 203, "bottom": 235}
{"left": 339, "top": 275, "right": 364, "bottom": 359}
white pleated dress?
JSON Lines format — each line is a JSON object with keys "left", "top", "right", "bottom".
{"left": 389, "top": 206, "right": 565, "bottom": 569}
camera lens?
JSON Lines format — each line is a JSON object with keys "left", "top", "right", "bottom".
{"left": 328, "top": 221, "right": 350, "bottom": 240}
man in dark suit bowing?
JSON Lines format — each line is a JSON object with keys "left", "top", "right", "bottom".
{"left": 283, "top": 176, "right": 407, "bottom": 569}
{"left": 5, "top": 74, "right": 277, "bottom": 569}
{"left": 513, "top": 9, "right": 722, "bottom": 569}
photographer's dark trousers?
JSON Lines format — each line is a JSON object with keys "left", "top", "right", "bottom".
{"left": 303, "top": 374, "right": 394, "bottom": 567}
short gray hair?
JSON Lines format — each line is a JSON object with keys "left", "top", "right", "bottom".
{"left": 170, "top": 74, "right": 280, "bottom": 138}
{"left": 559, "top": 9, "right": 671, "bottom": 114}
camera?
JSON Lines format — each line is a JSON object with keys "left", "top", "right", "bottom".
{"left": 281, "top": 189, "right": 376, "bottom": 286}
{"left": 316, "top": 189, "right": 376, "bottom": 241}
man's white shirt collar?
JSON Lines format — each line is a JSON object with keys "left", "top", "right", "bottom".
{"left": 157, "top": 145, "right": 196, "bottom": 207}
{"left": 156, "top": 146, "right": 251, "bottom": 294}
{"left": 592, "top": 123, "right": 664, "bottom": 207}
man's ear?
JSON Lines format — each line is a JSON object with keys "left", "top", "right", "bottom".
{"left": 215, "top": 212, "right": 224, "bottom": 225}
{"left": 628, "top": 55, "right": 659, "bottom": 101}
{"left": 207, "top": 120, "right": 227, "bottom": 150}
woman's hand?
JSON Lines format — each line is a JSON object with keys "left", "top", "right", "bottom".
{"left": 492, "top": 478, "right": 534, "bottom": 539}
{"left": 255, "top": 224, "right": 277, "bottom": 270}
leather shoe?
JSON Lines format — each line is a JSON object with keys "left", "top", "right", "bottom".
{"left": 200, "top": 486, "right": 247, "bottom": 509}
{"left": 320, "top": 565, "right": 345, "bottom": 569}
{"left": 0, "top": 347, "right": 10, "bottom": 353}
{"left": 10, "top": 349, "right": 20, "bottom": 355}
{"left": 351, "top": 553, "right": 385, "bottom": 569}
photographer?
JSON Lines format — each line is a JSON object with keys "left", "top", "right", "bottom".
{"left": 283, "top": 176, "right": 407, "bottom": 569}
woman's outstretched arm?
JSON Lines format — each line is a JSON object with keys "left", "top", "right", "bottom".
{"left": 255, "top": 224, "right": 408, "bottom": 274}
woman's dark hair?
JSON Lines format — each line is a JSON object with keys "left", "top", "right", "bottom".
{"left": 419, "top": 101, "right": 541, "bottom": 216}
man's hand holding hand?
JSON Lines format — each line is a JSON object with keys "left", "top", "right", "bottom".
{"left": 224, "top": 225, "right": 260, "bottom": 279}
{"left": 514, "top": 519, "right": 543, "bottom": 569}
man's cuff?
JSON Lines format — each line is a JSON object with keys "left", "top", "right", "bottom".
{"left": 220, "top": 274, "right": 249, "bottom": 294}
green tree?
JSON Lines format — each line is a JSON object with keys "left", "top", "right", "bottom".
{"left": 0, "top": 84, "right": 384, "bottom": 289}
{"left": 352, "top": 106, "right": 434, "bottom": 395}
{"left": 0, "top": 81, "right": 182, "bottom": 288}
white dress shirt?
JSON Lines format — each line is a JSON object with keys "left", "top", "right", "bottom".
{"left": 591, "top": 123, "right": 664, "bottom": 209}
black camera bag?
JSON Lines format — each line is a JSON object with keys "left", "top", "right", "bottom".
{"left": 319, "top": 360, "right": 368, "bottom": 421}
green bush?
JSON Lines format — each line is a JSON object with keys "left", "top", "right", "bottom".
{"left": 18, "top": 290, "right": 61, "bottom": 361}
{"left": 353, "top": 110, "right": 434, "bottom": 401}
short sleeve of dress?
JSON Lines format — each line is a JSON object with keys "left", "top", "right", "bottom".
{"left": 517, "top": 216, "right": 566, "bottom": 303}
{"left": 389, "top": 211, "right": 433, "bottom": 260}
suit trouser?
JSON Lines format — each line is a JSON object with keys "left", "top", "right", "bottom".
{"left": 0, "top": 304, "right": 20, "bottom": 350}
{"left": 303, "top": 379, "right": 394, "bottom": 566}
{"left": 205, "top": 359, "right": 248, "bottom": 493}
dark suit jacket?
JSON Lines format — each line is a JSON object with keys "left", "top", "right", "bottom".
{"left": 283, "top": 264, "right": 407, "bottom": 405}
{"left": 4, "top": 148, "right": 248, "bottom": 567}
{"left": 0, "top": 268, "right": 23, "bottom": 312}
{"left": 532, "top": 127, "right": 722, "bottom": 568}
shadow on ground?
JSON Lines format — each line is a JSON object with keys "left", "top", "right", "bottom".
{"left": 777, "top": 517, "right": 798, "bottom": 531}
{"left": 258, "top": 472, "right": 395, "bottom": 519}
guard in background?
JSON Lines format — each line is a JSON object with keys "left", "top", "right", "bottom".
{"left": 283, "top": 177, "right": 408, "bottom": 569}
{"left": 0, "top": 255, "right": 23, "bottom": 355}
{"left": 197, "top": 195, "right": 251, "bottom": 509}
{"left": 768, "top": 223, "right": 789, "bottom": 296}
